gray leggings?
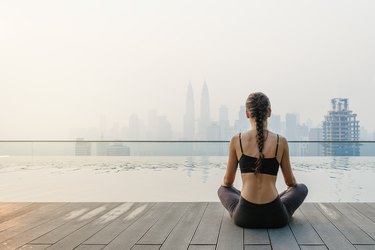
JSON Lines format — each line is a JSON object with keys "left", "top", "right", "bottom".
{"left": 217, "top": 184, "right": 308, "bottom": 228}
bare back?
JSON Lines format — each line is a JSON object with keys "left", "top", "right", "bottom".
{"left": 236, "top": 130, "right": 282, "bottom": 204}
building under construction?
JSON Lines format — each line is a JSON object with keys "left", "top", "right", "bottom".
{"left": 322, "top": 98, "right": 360, "bottom": 156}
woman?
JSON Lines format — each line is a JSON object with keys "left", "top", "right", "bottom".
{"left": 217, "top": 92, "right": 308, "bottom": 228}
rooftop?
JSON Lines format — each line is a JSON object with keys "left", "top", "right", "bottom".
{"left": 1, "top": 202, "right": 375, "bottom": 249}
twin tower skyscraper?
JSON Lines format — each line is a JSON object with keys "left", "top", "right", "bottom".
{"left": 183, "top": 81, "right": 210, "bottom": 139}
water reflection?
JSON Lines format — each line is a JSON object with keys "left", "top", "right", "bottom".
{"left": 330, "top": 157, "right": 350, "bottom": 172}
{"left": 1, "top": 156, "right": 374, "bottom": 201}
{"left": 199, "top": 156, "right": 209, "bottom": 183}
{"left": 0, "top": 156, "right": 355, "bottom": 175}
{"left": 2, "top": 155, "right": 375, "bottom": 173}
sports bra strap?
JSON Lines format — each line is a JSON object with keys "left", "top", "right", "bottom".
{"left": 239, "top": 133, "right": 244, "bottom": 154}
{"left": 275, "top": 134, "right": 279, "bottom": 157}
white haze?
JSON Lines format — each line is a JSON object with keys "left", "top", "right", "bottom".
{"left": 1, "top": 0, "right": 375, "bottom": 139}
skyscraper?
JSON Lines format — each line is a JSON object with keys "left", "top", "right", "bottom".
{"left": 183, "top": 82, "right": 195, "bottom": 139}
{"left": 219, "top": 105, "right": 231, "bottom": 140}
{"left": 285, "top": 113, "right": 298, "bottom": 140}
{"left": 234, "top": 106, "right": 248, "bottom": 132}
{"left": 269, "top": 114, "right": 281, "bottom": 134}
{"left": 322, "top": 98, "right": 360, "bottom": 156}
{"left": 198, "top": 81, "right": 210, "bottom": 139}
{"left": 285, "top": 113, "right": 299, "bottom": 155}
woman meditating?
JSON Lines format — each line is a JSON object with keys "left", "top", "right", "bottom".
{"left": 217, "top": 92, "right": 308, "bottom": 228}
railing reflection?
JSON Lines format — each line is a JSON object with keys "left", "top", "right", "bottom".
{"left": 0, "top": 140, "right": 373, "bottom": 157}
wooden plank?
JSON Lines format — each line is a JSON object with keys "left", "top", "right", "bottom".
{"left": 0, "top": 203, "right": 67, "bottom": 243}
{"left": 0, "top": 203, "right": 15, "bottom": 213}
{"left": 353, "top": 245, "right": 375, "bottom": 250}
{"left": 31, "top": 203, "right": 115, "bottom": 244}
{"left": 84, "top": 203, "right": 154, "bottom": 245}
{"left": 0, "top": 202, "right": 11, "bottom": 206}
{"left": 132, "top": 245, "right": 161, "bottom": 250}
{"left": 367, "top": 203, "right": 375, "bottom": 210}
{"left": 18, "top": 245, "right": 51, "bottom": 249}
{"left": 289, "top": 209, "right": 324, "bottom": 245}
{"left": 1, "top": 202, "right": 94, "bottom": 249}
{"left": 244, "top": 228, "right": 269, "bottom": 245}
{"left": 0, "top": 203, "right": 57, "bottom": 229}
{"left": 317, "top": 203, "right": 375, "bottom": 244}
{"left": 188, "top": 245, "right": 216, "bottom": 250}
{"left": 103, "top": 202, "right": 172, "bottom": 250}
{"left": 350, "top": 203, "right": 375, "bottom": 222}
{"left": 244, "top": 245, "right": 271, "bottom": 250}
{"left": 190, "top": 202, "right": 224, "bottom": 245}
{"left": 158, "top": 202, "right": 207, "bottom": 250}
{"left": 74, "top": 244, "right": 106, "bottom": 250}
{"left": 268, "top": 225, "right": 299, "bottom": 250}
{"left": 300, "top": 203, "right": 356, "bottom": 250}
{"left": 0, "top": 202, "right": 31, "bottom": 218}
{"left": 299, "top": 246, "right": 328, "bottom": 250}
{"left": 216, "top": 212, "right": 243, "bottom": 250}
{"left": 138, "top": 202, "right": 190, "bottom": 244}
{"left": 27, "top": 203, "right": 124, "bottom": 249}
{"left": 333, "top": 203, "right": 375, "bottom": 240}
{"left": 0, "top": 203, "right": 49, "bottom": 226}
{"left": 2, "top": 202, "right": 371, "bottom": 249}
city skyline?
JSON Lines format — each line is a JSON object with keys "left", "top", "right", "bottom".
{"left": 0, "top": 78, "right": 373, "bottom": 140}
{"left": 1, "top": 1, "right": 375, "bottom": 139}
{"left": 66, "top": 83, "right": 373, "bottom": 141}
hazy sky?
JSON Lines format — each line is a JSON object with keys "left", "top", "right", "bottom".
{"left": 1, "top": 0, "right": 375, "bottom": 139}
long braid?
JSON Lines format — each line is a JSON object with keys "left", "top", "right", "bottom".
{"left": 246, "top": 92, "right": 270, "bottom": 174}
{"left": 254, "top": 113, "right": 265, "bottom": 173}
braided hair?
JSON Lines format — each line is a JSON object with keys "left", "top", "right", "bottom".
{"left": 245, "top": 92, "right": 270, "bottom": 174}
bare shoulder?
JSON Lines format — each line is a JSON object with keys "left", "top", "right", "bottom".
{"left": 277, "top": 134, "right": 288, "bottom": 144}
{"left": 272, "top": 133, "right": 288, "bottom": 152}
{"left": 229, "top": 133, "right": 240, "bottom": 146}
{"left": 268, "top": 131, "right": 287, "bottom": 143}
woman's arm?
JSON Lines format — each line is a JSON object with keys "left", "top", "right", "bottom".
{"left": 222, "top": 135, "right": 239, "bottom": 187}
{"left": 280, "top": 136, "right": 297, "bottom": 187}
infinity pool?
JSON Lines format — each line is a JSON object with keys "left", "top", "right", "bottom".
{"left": 0, "top": 156, "right": 374, "bottom": 202}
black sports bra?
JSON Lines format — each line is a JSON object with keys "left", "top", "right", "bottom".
{"left": 238, "top": 133, "right": 280, "bottom": 176}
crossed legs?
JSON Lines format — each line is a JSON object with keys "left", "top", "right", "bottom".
{"left": 217, "top": 183, "right": 308, "bottom": 218}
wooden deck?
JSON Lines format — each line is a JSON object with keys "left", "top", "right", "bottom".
{"left": 0, "top": 202, "right": 375, "bottom": 250}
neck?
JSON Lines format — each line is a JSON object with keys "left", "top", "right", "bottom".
{"left": 250, "top": 119, "right": 268, "bottom": 130}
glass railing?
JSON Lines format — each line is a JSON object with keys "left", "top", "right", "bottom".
{"left": 0, "top": 140, "right": 374, "bottom": 156}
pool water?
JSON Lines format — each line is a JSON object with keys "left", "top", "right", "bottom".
{"left": 0, "top": 156, "right": 374, "bottom": 202}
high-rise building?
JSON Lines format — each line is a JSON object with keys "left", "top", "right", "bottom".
{"left": 183, "top": 82, "right": 195, "bottom": 139}
{"left": 219, "top": 105, "right": 231, "bottom": 140}
{"left": 285, "top": 113, "right": 300, "bottom": 156}
{"left": 234, "top": 106, "right": 249, "bottom": 132}
{"left": 269, "top": 114, "right": 281, "bottom": 134}
{"left": 206, "top": 105, "right": 232, "bottom": 141}
{"left": 307, "top": 127, "right": 323, "bottom": 156}
{"left": 198, "top": 81, "right": 210, "bottom": 139}
{"left": 285, "top": 113, "right": 298, "bottom": 140}
{"left": 75, "top": 138, "right": 91, "bottom": 156}
{"left": 322, "top": 98, "right": 360, "bottom": 156}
